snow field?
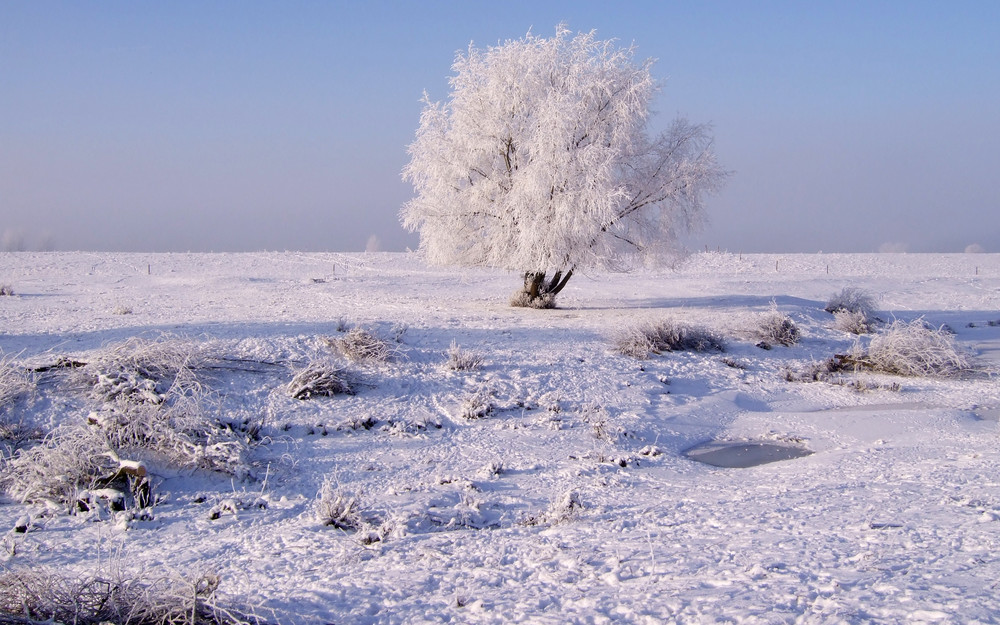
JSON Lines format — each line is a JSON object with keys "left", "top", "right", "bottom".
{"left": 0, "top": 251, "right": 998, "bottom": 624}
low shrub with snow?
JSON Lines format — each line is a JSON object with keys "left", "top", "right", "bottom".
{"left": 1, "top": 354, "right": 35, "bottom": 449}
{"left": 2, "top": 425, "right": 111, "bottom": 508}
{"left": 752, "top": 305, "right": 800, "bottom": 347}
{"left": 509, "top": 289, "right": 556, "bottom": 309}
{"left": 287, "top": 361, "right": 353, "bottom": 399}
{"left": 578, "top": 404, "right": 622, "bottom": 442}
{"left": 614, "top": 318, "right": 724, "bottom": 359}
{"left": 825, "top": 287, "right": 877, "bottom": 316}
{"left": 832, "top": 309, "right": 874, "bottom": 335}
{"left": 0, "top": 567, "right": 256, "bottom": 625}
{"left": 326, "top": 327, "right": 398, "bottom": 363}
{"left": 445, "top": 341, "right": 484, "bottom": 371}
{"left": 85, "top": 334, "right": 211, "bottom": 406}
{"left": 523, "top": 490, "right": 583, "bottom": 526}
{"left": 0, "top": 284, "right": 13, "bottom": 296}
{"left": 846, "top": 319, "right": 972, "bottom": 377}
{"left": 5, "top": 397, "right": 246, "bottom": 510}
{"left": 315, "top": 477, "right": 364, "bottom": 530}
{"left": 92, "top": 399, "right": 246, "bottom": 473}
{"left": 0, "top": 353, "right": 33, "bottom": 412}
{"left": 459, "top": 387, "right": 494, "bottom": 419}
{"left": 4, "top": 339, "right": 252, "bottom": 509}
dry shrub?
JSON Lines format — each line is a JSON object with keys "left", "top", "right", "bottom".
{"left": 327, "top": 327, "right": 397, "bottom": 363}
{"left": 825, "top": 287, "right": 877, "bottom": 316}
{"left": 4, "top": 398, "right": 245, "bottom": 510}
{"left": 287, "top": 362, "right": 353, "bottom": 399}
{"left": 1, "top": 354, "right": 35, "bottom": 450}
{"left": 315, "top": 477, "right": 364, "bottom": 530}
{"left": 90, "top": 397, "right": 246, "bottom": 473}
{"left": 0, "top": 353, "right": 33, "bottom": 413}
{"left": 832, "top": 309, "right": 874, "bottom": 335}
{"left": 0, "top": 567, "right": 258, "bottom": 625}
{"left": 459, "top": 387, "right": 494, "bottom": 419}
{"left": 0, "top": 285, "right": 13, "bottom": 296}
{"left": 445, "top": 341, "right": 484, "bottom": 371}
{"left": 2, "top": 425, "right": 110, "bottom": 507}
{"left": 86, "top": 334, "right": 211, "bottom": 404}
{"left": 614, "top": 318, "right": 724, "bottom": 359}
{"left": 4, "top": 339, "right": 248, "bottom": 508}
{"left": 84, "top": 335, "right": 248, "bottom": 470}
{"left": 523, "top": 490, "right": 583, "bottom": 526}
{"left": 753, "top": 305, "right": 800, "bottom": 347}
{"left": 509, "top": 290, "right": 556, "bottom": 309}
{"left": 850, "top": 319, "right": 971, "bottom": 377}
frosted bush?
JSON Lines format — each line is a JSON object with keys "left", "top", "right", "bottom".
{"left": 327, "top": 327, "right": 397, "bottom": 363}
{"left": 287, "top": 362, "right": 353, "bottom": 399}
{"left": 0, "top": 353, "right": 32, "bottom": 408}
{"left": 509, "top": 289, "right": 556, "bottom": 309}
{"left": 445, "top": 341, "right": 484, "bottom": 371}
{"left": 825, "top": 287, "right": 877, "bottom": 316}
{"left": 90, "top": 397, "right": 246, "bottom": 473}
{"left": 855, "top": 319, "right": 971, "bottom": 377}
{"left": 524, "top": 490, "right": 583, "bottom": 526}
{"left": 6, "top": 398, "right": 246, "bottom": 509}
{"left": 752, "top": 305, "right": 800, "bottom": 347}
{"left": 614, "top": 318, "right": 724, "bottom": 359}
{"left": 315, "top": 478, "right": 364, "bottom": 530}
{"left": 5, "top": 370, "right": 248, "bottom": 509}
{"left": 86, "top": 334, "right": 210, "bottom": 405}
{"left": 0, "top": 567, "right": 254, "bottom": 625}
{"left": 0, "top": 284, "right": 13, "bottom": 296}
{"left": 459, "top": 387, "right": 494, "bottom": 419}
{"left": 832, "top": 309, "right": 874, "bottom": 335}
{"left": 2, "top": 425, "right": 111, "bottom": 508}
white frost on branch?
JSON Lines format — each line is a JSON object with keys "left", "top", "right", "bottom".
{"left": 401, "top": 25, "right": 727, "bottom": 276}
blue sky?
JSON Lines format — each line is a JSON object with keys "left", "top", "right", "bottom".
{"left": 2, "top": 1, "right": 998, "bottom": 253}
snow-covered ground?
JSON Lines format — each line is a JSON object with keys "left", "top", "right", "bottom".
{"left": 1, "top": 251, "right": 999, "bottom": 624}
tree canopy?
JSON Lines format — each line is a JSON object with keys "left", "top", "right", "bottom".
{"left": 401, "top": 25, "right": 727, "bottom": 306}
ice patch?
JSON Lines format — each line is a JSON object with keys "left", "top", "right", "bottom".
{"left": 685, "top": 439, "right": 813, "bottom": 468}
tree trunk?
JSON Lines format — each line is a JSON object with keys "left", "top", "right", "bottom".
{"left": 513, "top": 269, "right": 574, "bottom": 308}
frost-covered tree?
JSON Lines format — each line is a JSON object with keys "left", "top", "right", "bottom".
{"left": 402, "top": 25, "right": 727, "bottom": 308}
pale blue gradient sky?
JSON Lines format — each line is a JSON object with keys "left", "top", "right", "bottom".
{"left": 2, "top": 1, "right": 998, "bottom": 252}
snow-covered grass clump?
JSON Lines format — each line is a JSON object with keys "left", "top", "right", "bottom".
{"left": 287, "top": 361, "right": 353, "bottom": 399}
{"left": 751, "top": 304, "right": 800, "bottom": 347}
{"left": 509, "top": 289, "right": 556, "bottom": 309}
{"left": 848, "top": 319, "right": 972, "bottom": 377}
{"left": 326, "top": 327, "right": 399, "bottom": 363}
{"left": 85, "top": 334, "right": 212, "bottom": 405}
{"left": 0, "top": 353, "right": 32, "bottom": 410}
{"left": 3, "top": 336, "right": 254, "bottom": 510}
{"left": 314, "top": 477, "right": 364, "bottom": 531}
{"left": 0, "top": 567, "right": 256, "bottom": 625}
{"left": 2, "top": 425, "right": 109, "bottom": 508}
{"left": 444, "top": 341, "right": 484, "bottom": 371}
{"left": 832, "top": 309, "right": 874, "bottom": 334}
{"left": 826, "top": 287, "right": 879, "bottom": 335}
{"left": 614, "top": 318, "right": 724, "bottom": 358}
{"left": 0, "top": 354, "right": 34, "bottom": 449}
{"left": 825, "top": 286, "right": 877, "bottom": 316}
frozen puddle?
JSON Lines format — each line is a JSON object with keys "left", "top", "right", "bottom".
{"left": 685, "top": 440, "right": 814, "bottom": 468}
{"left": 974, "top": 407, "right": 1000, "bottom": 422}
